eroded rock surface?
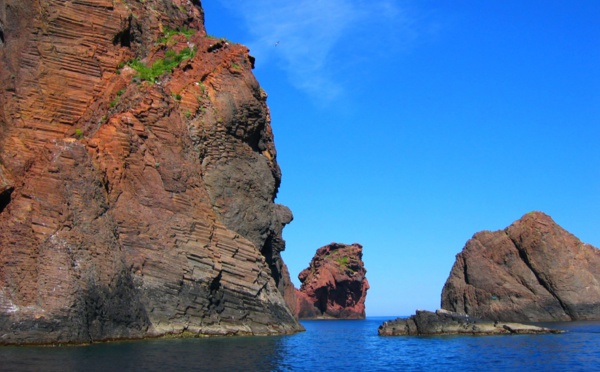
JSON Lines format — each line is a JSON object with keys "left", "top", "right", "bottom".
{"left": 378, "top": 310, "right": 564, "bottom": 336}
{"left": 0, "top": 0, "right": 302, "bottom": 344}
{"left": 295, "top": 243, "right": 369, "bottom": 319}
{"left": 442, "top": 212, "right": 600, "bottom": 322}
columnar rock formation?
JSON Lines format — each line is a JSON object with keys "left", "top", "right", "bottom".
{"left": 378, "top": 310, "right": 564, "bottom": 336}
{"left": 0, "top": 0, "right": 302, "bottom": 344}
{"left": 295, "top": 243, "right": 369, "bottom": 319}
{"left": 442, "top": 212, "right": 600, "bottom": 322}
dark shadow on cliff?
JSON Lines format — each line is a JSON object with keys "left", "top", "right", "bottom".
{"left": 80, "top": 270, "right": 151, "bottom": 342}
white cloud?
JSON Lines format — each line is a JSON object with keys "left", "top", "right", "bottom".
{"left": 219, "top": 0, "right": 416, "bottom": 103}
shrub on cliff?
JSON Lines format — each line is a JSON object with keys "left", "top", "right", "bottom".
{"left": 128, "top": 46, "right": 196, "bottom": 82}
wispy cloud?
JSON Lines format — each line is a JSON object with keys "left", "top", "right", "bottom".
{"left": 219, "top": 0, "right": 418, "bottom": 103}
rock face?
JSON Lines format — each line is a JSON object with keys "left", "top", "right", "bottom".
{"left": 0, "top": 0, "right": 302, "bottom": 344}
{"left": 295, "top": 243, "right": 369, "bottom": 319}
{"left": 442, "top": 212, "right": 600, "bottom": 322}
{"left": 378, "top": 310, "right": 564, "bottom": 336}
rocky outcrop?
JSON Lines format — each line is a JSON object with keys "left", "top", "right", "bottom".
{"left": 0, "top": 0, "right": 302, "bottom": 344}
{"left": 378, "top": 310, "right": 564, "bottom": 336}
{"left": 295, "top": 243, "right": 369, "bottom": 319}
{"left": 442, "top": 212, "right": 600, "bottom": 322}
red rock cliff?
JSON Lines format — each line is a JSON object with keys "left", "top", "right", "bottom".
{"left": 442, "top": 212, "right": 600, "bottom": 322}
{"left": 0, "top": 0, "right": 302, "bottom": 344}
{"left": 295, "top": 243, "right": 369, "bottom": 319}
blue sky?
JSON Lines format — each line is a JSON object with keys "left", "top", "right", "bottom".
{"left": 203, "top": 1, "right": 600, "bottom": 316}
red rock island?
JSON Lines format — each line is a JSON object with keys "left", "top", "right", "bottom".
{"left": 295, "top": 243, "right": 369, "bottom": 319}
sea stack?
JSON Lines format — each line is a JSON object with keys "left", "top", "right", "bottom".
{"left": 441, "top": 212, "right": 600, "bottom": 322}
{"left": 295, "top": 243, "right": 369, "bottom": 319}
{"left": 0, "top": 0, "right": 302, "bottom": 344}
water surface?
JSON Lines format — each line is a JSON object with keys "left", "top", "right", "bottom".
{"left": 2, "top": 317, "right": 599, "bottom": 371}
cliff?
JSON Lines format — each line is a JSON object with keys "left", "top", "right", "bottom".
{"left": 0, "top": 0, "right": 302, "bottom": 344}
{"left": 442, "top": 212, "right": 600, "bottom": 322}
{"left": 378, "top": 310, "right": 564, "bottom": 336}
{"left": 295, "top": 243, "right": 369, "bottom": 319}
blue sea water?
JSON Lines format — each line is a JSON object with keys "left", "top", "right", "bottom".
{"left": 2, "top": 317, "right": 600, "bottom": 371}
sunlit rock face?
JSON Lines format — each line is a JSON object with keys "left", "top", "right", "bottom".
{"left": 295, "top": 243, "right": 369, "bottom": 319}
{"left": 442, "top": 212, "right": 600, "bottom": 322}
{"left": 0, "top": 0, "right": 302, "bottom": 345}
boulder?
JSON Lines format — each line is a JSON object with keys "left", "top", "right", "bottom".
{"left": 441, "top": 212, "right": 600, "bottom": 322}
{"left": 295, "top": 243, "right": 369, "bottom": 319}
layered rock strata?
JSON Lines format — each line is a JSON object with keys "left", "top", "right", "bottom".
{"left": 0, "top": 0, "right": 302, "bottom": 344}
{"left": 442, "top": 212, "right": 600, "bottom": 322}
{"left": 378, "top": 310, "right": 564, "bottom": 336}
{"left": 295, "top": 243, "right": 369, "bottom": 319}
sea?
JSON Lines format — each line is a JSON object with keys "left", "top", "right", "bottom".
{"left": 1, "top": 317, "right": 600, "bottom": 371}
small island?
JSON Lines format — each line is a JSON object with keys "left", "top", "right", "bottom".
{"left": 295, "top": 243, "right": 369, "bottom": 319}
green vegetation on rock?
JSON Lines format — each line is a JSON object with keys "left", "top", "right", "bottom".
{"left": 336, "top": 255, "right": 349, "bottom": 268}
{"left": 128, "top": 46, "right": 196, "bottom": 83}
{"left": 158, "top": 26, "right": 195, "bottom": 45}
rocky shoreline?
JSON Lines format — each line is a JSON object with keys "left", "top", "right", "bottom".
{"left": 0, "top": 0, "right": 593, "bottom": 346}
{"left": 378, "top": 310, "right": 564, "bottom": 336}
